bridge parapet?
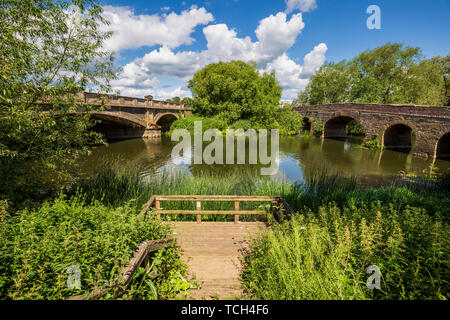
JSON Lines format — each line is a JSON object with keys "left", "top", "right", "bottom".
{"left": 82, "top": 92, "right": 192, "bottom": 111}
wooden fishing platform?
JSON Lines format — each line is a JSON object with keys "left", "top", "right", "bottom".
{"left": 142, "top": 195, "right": 295, "bottom": 299}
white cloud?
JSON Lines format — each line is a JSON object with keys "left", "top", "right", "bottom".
{"left": 301, "top": 42, "right": 327, "bottom": 77}
{"left": 285, "top": 0, "right": 318, "bottom": 13}
{"left": 108, "top": 7, "right": 326, "bottom": 100}
{"left": 264, "top": 43, "right": 327, "bottom": 99}
{"left": 101, "top": 6, "right": 213, "bottom": 52}
{"left": 255, "top": 12, "right": 305, "bottom": 64}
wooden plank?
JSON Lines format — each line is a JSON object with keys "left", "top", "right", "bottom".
{"left": 156, "top": 210, "right": 267, "bottom": 215}
{"left": 234, "top": 201, "right": 239, "bottom": 224}
{"left": 139, "top": 195, "right": 155, "bottom": 215}
{"left": 155, "top": 200, "right": 161, "bottom": 219}
{"left": 196, "top": 201, "right": 201, "bottom": 223}
{"left": 279, "top": 197, "right": 296, "bottom": 216}
{"left": 154, "top": 195, "right": 279, "bottom": 202}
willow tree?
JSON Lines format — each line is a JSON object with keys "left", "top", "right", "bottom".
{"left": 0, "top": 0, "right": 116, "bottom": 201}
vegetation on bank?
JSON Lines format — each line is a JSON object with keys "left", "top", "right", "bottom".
{"left": 73, "top": 165, "right": 450, "bottom": 300}
{"left": 0, "top": 193, "right": 189, "bottom": 300}
{"left": 242, "top": 171, "right": 450, "bottom": 300}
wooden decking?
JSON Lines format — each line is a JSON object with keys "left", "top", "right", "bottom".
{"left": 171, "top": 221, "right": 266, "bottom": 300}
{"left": 139, "top": 195, "right": 295, "bottom": 300}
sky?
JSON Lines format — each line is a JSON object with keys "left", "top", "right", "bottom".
{"left": 99, "top": 0, "right": 450, "bottom": 101}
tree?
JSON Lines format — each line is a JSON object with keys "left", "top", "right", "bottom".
{"left": 0, "top": 0, "right": 116, "bottom": 201}
{"left": 298, "top": 61, "right": 352, "bottom": 105}
{"left": 188, "top": 61, "right": 282, "bottom": 127}
{"left": 296, "top": 43, "right": 449, "bottom": 106}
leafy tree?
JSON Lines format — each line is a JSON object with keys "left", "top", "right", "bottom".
{"left": 0, "top": 0, "right": 116, "bottom": 201}
{"left": 297, "top": 43, "right": 449, "bottom": 106}
{"left": 297, "top": 61, "right": 352, "bottom": 105}
{"left": 188, "top": 61, "right": 282, "bottom": 127}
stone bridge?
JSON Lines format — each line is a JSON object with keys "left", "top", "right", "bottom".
{"left": 294, "top": 103, "right": 450, "bottom": 160}
{"left": 80, "top": 92, "right": 192, "bottom": 139}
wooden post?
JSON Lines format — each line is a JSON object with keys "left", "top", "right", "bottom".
{"left": 196, "top": 201, "right": 201, "bottom": 223}
{"left": 155, "top": 200, "right": 161, "bottom": 219}
{"left": 234, "top": 201, "right": 239, "bottom": 224}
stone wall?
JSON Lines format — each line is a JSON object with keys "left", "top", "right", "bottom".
{"left": 295, "top": 103, "right": 450, "bottom": 160}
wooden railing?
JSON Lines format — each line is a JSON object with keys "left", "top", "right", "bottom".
{"left": 140, "top": 195, "right": 296, "bottom": 223}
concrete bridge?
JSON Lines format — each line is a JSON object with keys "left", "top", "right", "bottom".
{"left": 294, "top": 103, "right": 450, "bottom": 160}
{"left": 80, "top": 92, "right": 192, "bottom": 140}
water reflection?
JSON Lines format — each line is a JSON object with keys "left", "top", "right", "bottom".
{"left": 76, "top": 135, "right": 450, "bottom": 186}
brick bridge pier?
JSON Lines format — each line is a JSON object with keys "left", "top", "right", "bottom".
{"left": 79, "top": 92, "right": 192, "bottom": 140}
{"left": 294, "top": 103, "right": 450, "bottom": 160}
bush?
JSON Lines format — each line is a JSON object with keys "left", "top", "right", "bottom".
{"left": 275, "top": 105, "right": 303, "bottom": 135}
{"left": 365, "top": 136, "right": 382, "bottom": 150}
{"left": 168, "top": 114, "right": 228, "bottom": 136}
{"left": 313, "top": 121, "right": 324, "bottom": 136}
{"left": 0, "top": 194, "right": 187, "bottom": 299}
{"left": 242, "top": 202, "right": 449, "bottom": 300}
{"left": 346, "top": 120, "right": 366, "bottom": 136}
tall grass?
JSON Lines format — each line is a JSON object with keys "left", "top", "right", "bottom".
{"left": 242, "top": 170, "right": 450, "bottom": 300}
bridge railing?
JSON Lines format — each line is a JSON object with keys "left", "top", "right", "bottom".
{"left": 140, "top": 195, "right": 296, "bottom": 223}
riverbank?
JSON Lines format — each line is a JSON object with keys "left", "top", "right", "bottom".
{"left": 1, "top": 165, "right": 449, "bottom": 299}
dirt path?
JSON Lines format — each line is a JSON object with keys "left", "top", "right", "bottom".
{"left": 170, "top": 221, "right": 266, "bottom": 300}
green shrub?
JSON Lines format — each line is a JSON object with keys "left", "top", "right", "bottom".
{"left": 346, "top": 119, "right": 366, "bottom": 136}
{"left": 365, "top": 136, "right": 382, "bottom": 150}
{"left": 274, "top": 105, "right": 303, "bottom": 135}
{"left": 313, "top": 121, "right": 324, "bottom": 136}
{"left": 242, "top": 202, "right": 449, "bottom": 300}
{"left": 168, "top": 114, "right": 228, "bottom": 136}
{"left": 230, "top": 119, "right": 254, "bottom": 131}
{"left": 0, "top": 194, "right": 187, "bottom": 299}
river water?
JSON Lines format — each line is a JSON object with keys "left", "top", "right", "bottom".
{"left": 76, "top": 135, "right": 450, "bottom": 186}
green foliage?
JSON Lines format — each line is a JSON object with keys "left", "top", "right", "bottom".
{"left": 242, "top": 171, "right": 450, "bottom": 300}
{"left": 298, "top": 43, "right": 449, "bottom": 106}
{"left": 0, "top": 194, "right": 188, "bottom": 299}
{"left": 168, "top": 114, "right": 228, "bottom": 136}
{"left": 188, "top": 61, "right": 282, "bottom": 127}
{"left": 365, "top": 136, "right": 382, "bottom": 150}
{"left": 230, "top": 119, "right": 254, "bottom": 131}
{"left": 297, "top": 61, "right": 352, "bottom": 105}
{"left": 0, "top": 0, "right": 116, "bottom": 202}
{"left": 313, "top": 120, "right": 324, "bottom": 136}
{"left": 242, "top": 202, "right": 448, "bottom": 300}
{"left": 346, "top": 119, "right": 366, "bottom": 136}
{"left": 274, "top": 104, "right": 303, "bottom": 135}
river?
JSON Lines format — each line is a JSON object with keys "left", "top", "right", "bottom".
{"left": 76, "top": 135, "right": 450, "bottom": 186}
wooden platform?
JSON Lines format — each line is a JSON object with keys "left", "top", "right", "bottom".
{"left": 170, "top": 222, "right": 266, "bottom": 300}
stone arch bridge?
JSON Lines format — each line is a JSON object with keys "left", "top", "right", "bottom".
{"left": 294, "top": 103, "right": 450, "bottom": 161}
{"left": 80, "top": 92, "right": 192, "bottom": 140}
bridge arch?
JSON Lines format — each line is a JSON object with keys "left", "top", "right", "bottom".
{"left": 155, "top": 112, "right": 179, "bottom": 132}
{"left": 91, "top": 112, "right": 147, "bottom": 140}
{"left": 302, "top": 117, "right": 312, "bottom": 132}
{"left": 436, "top": 132, "right": 450, "bottom": 160}
{"left": 383, "top": 123, "right": 416, "bottom": 153}
{"left": 324, "top": 116, "right": 366, "bottom": 138}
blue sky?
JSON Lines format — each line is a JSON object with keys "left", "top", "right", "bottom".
{"left": 100, "top": 0, "right": 450, "bottom": 100}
